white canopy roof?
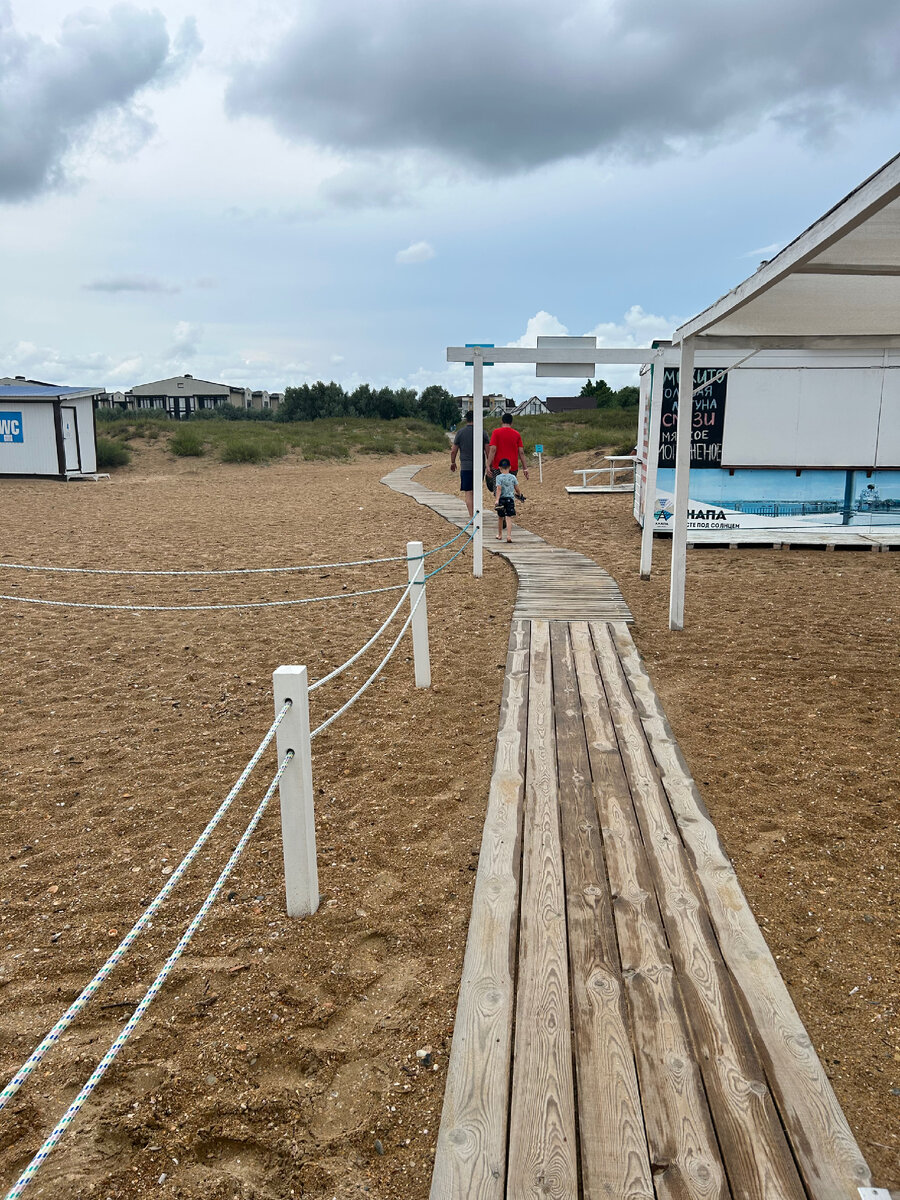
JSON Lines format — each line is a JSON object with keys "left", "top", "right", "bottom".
{"left": 675, "top": 151, "right": 900, "bottom": 347}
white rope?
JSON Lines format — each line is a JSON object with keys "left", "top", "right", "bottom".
{"left": 0, "top": 582, "right": 406, "bottom": 612}
{"left": 0, "top": 526, "right": 472, "bottom": 577}
{"left": 311, "top": 584, "right": 426, "bottom": 739}
{"left": 4, "top": 752, "right": 293, "bottom": 1200}
{"left": 0, "top": 701, "right": 292, "bottom": 1114}
{"left": 309, "top": 576, "right": 416, "bottom": 693}
{"left": 310, "top": 530, "right": 472, "bottom": 725}
{"left": 0, "top": 556, "right": 408, "bottom": 576}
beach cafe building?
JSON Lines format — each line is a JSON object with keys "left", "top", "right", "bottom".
{"left": 638, "top": 149, "right": 900, "bottom": 628}
{"left": 447, "top": 152, "right": 900, "bottom": 629}
{"left": 633, "top": 343, "right": 900, "bottom": 534}
{"left": 0, "top": 381, "right": 106, "bottom": 479}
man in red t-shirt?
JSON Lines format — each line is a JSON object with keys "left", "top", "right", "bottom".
{"left": 486, "top": 413, "right": 529, "bottom": 481}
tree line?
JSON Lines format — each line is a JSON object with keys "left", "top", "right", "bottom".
{"left": 195, "top": 377, "right": 638, "bottom": 427}
{"left": 278, "top": 382, "right": 460, "bottom": 426}
{"left": 580, "top": 379, "right": 640, "bottom": 407}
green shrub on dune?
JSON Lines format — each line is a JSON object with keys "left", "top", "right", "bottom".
{"left": 170, "top": 428, "right": 204, "bottom": 457}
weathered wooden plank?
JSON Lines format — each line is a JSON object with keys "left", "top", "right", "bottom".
{"left": 607, "top": 620, "right": 873, "bottom": 1198}
{"left": 591, "top": 621, "right": 807, "bottom": 1200}
{"left": 507, "top": 620, "right": 578, "bottom": 1199}
{"left": 429, "top": 621, "right": 530, "bottom": 1200}
{"left": 549, "top": 623, "right": 654, "bottom": 1199}
{"left": 570, "top": 621, "right": 728, "bottom": 1200}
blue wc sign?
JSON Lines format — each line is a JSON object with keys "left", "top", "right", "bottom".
{"left": 0, "top": 412, "right": 24, "bottom": 443}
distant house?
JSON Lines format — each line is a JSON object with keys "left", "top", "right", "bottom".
{"left": 118, "top": 374, "right": 233, "bottom": 418}
{"left": 456, "top": 393, "right": 515, "bottom": 418}
{"left": 513, "top": 396, "right": 550, "bottom": 416}
{"left": 545, "top": 395, "right": 597, "bottom": 413}
{"left": 95, "top": 375, "right": 283, "bottom": 419}
{"left": 251, "top": 390, "right": 283, "bottom": 412}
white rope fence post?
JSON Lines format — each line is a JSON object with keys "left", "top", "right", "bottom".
{"left": 406, "top": 540, "right": 431, "bottom": 688}
{"left": 273, "top": 666, "right": 319, "bottom": 917}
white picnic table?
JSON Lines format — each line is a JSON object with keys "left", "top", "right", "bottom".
{"left": 568, "top": 454, "right": 638, "bottom": 493}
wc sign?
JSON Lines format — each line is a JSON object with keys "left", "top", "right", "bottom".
{"left": 0, "top": 412, "right": 24, "bottom": 443}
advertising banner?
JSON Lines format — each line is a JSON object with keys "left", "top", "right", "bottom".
{"left": 652, "top": 468, "right": 900, "bottom": 530}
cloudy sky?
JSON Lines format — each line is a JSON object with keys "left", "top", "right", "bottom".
{"left": 2, "top": 0, "right": 899, "bottom": 399}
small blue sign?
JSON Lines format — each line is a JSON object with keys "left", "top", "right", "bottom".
{"left": 0, "top": 412, "right": 23, "bottom": 443}
{"left": 535, "top": 444, "right": 544, "bottom": 454}
{"left": 465, "top": 343, "right": 494, "bottom": 367}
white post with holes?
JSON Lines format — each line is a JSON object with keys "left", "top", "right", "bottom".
{"left": 273, "top": 666, "right": 319, "bottom": 917}
{"left": 406, "top": 540, "right": 431, "bottom": 688}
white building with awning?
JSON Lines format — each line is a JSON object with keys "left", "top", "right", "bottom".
{"left": 652, "top": 149, "right": 900, "bottom": 628}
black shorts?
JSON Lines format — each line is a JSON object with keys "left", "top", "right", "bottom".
{"left": 496, "top": 496, "right": 516, "bottom": 518}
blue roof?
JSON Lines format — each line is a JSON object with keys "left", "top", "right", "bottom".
{"left": 0, "top": 384, "right": 102, "bottom": 398}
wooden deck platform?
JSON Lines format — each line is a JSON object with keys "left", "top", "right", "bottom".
{"left": 665, "top": 527, "right": 900, "bottom": 551}
{"left": 381, "top": 467, "right": 877, "bottom": 1200}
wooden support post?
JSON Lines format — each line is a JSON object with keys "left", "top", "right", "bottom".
{"left": 406, "top": 540, "right": 431, "bottom": 688}
{"left": 669, "top": 338, "right": 694, "bottom": 630}
{"left": 473, "top": 352, "right": 484, "bottom": 579}
{"left": 273, "top": 666, "right": 319, "bottom": 918}
{"left": 639, "top": 352, "right": 665, "bottom": 579}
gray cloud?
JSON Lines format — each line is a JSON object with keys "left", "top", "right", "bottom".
{"left": 166, "top": 321, "right": 204, "bottom": 360}
{"left": 85, "top": 275, "right": 181, "bottom": 294}
{"left": 0, "top": 3, "right": 201, "bottom": 201}
{"left": 226, "top": 0, "right": 900, "bottom": 176}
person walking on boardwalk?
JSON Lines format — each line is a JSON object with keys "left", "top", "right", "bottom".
{"left": 494, "top": 458, "right": 526, "bottom": 543}
{"left": 486, "top": 412, "right": 529, "bottom": 485}
{"left": 450, "top": 410, "right": 489, "bottom": 518}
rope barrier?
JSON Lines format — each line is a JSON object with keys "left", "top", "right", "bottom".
{"left": 309, "top": 530, "right": 471, "bottom": 736}
{"left": 0, "top": 582, "right": 407, "bottom": 613}
{"left": 0, "top": 701, "right": 292, "bottom": 1114}
{"left": 421, "top": 518, "right": 473, "bottom": 556}
{"left": 0, "top": 556, "right": 406, "bottom": 576}
{"left": 0, "top": 523, "right": 473, "bottom": 577}
{"left": 310, "top": 582, "right": 428, "bottom": 740}
{"left": 1, "top": 525, "right": 473, "bottom": 1193}
{"left": 424, "top": 529, "right": 474, "bottom": 579}
{"left": 308, "top": 576, "right": 415, "bottom": 693}
{"left": 4, "top": 751, "right": 294, "bottom": 1200}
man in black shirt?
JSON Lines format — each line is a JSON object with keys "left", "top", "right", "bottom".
{"left": 449, "top": 411, "right": 489, "bottom": 517}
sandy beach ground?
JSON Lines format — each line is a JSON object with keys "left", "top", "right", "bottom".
{"left": 1, "top": 443, "right": 897, "bottom": 1197}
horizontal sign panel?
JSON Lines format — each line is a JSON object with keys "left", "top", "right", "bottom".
{"left": 536, "top": 363, "right": 595, "bottom": 377}
{"left": 536, "top": 335, "right": 597, "bottom": 348}
{"left": 447, "top": 346, "right": 654, "bottom": 364}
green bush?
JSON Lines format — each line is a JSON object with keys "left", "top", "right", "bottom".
{"left": 170, "top": 428, "right": 204, "bottom": 457}
{"left": 220, "top": 434, "right": 287, "bottom": 463}
{"left": 358, "top": 437, "right": 397, "bottom": 455}
{"left": 220, "top": 439, "right": 264, "bottom": 463}
{"left": 300, "top": 440, "right": 351, "bottom": 460}
{"left": 95, "top": 437, "right": 131, "bottom": 468}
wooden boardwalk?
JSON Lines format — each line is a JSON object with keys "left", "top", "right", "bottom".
{"left": 382, "top": 466, "right": 633, "bottom": 622}
{"left": 381, "top": 467, "right": 876, "bottom": 1200}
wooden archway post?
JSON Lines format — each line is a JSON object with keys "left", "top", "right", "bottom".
{"left": 639, "top": 349, "right": 666, "bottom": 578}
{"left": 668, "top": 337, "right": 695, "bottom": 630}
